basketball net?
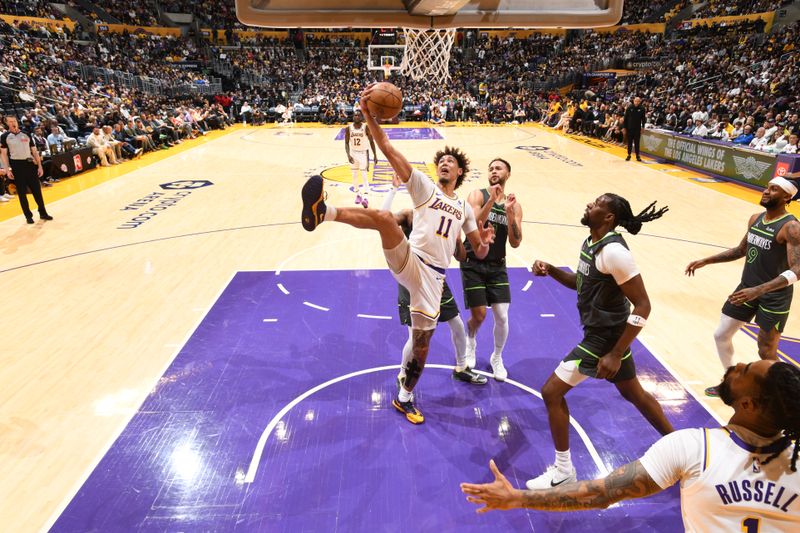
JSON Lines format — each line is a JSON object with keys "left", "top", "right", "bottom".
{"left": 400, "top": 27, "right": 456, "bottom": 81}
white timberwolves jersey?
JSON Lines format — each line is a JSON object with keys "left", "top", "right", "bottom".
{"left": 348, "top": 123, "right": 367, "bottom": 153}
{"left": 405, "top": 169, "right": 477, "bottom": 269}
{"left": 641, "top": 427, "right": 800, "bottom": 532}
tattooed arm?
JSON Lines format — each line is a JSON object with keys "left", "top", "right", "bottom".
{"left": 461, "top": 459, "right": 662, "bottom": 513}
{"left": 729, "top": 219, "right": 800, "bottom": 304}
{"left": 685, "top": 213, "right": 758, "bottom": 275}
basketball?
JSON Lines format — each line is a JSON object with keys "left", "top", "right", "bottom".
{"left": 365, "top": 82, "right": 403, "bottom": 120}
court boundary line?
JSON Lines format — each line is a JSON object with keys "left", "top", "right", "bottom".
{"left": 636, "top": 335, "right": 726, "bottom": 426}
{"left": 40, "top": 270, "right": 239, "bottom": 533}
{"left": 0, "top": 126, "right": 243, "bottom": 223}
{"left": 243, "top": 364, "right": 610, "bottom": 484}
{"left": 0, "top": 221, "right": 730, "bottom": 275}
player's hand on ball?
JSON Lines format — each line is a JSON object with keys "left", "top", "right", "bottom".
{"left": 532, "top": 260, "right": 551, "bottom": 276}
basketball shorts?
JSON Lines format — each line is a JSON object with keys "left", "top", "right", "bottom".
{"left": 555, "top": 325, "right": 636, "bottom": 386}
{"left": 722, "top": 282, "right": 793, "bottom": 332}
{"left": 350, "top": 151, "right": 368, "bottom": 171}
{"left": 399, "top": 280, "right": 459, "bottom": 326}
{"left": 459, "top": 259, "right": 510, "bottom": 308}
{"left": 384, "top": 238, "right": 444, "bottom": 330}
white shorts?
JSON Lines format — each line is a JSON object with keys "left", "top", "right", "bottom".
{"left": 383, "top": 239, "right": 444, "bottom": 330}
{"left": 554, "top": 359, "right": 589, "bottom": 387}
{"left": 350, "top": 151, "right": 368, "bottom": 170}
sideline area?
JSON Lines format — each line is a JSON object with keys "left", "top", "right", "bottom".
{"left": 3, "top": 121, "right": 794, "bottom": 224}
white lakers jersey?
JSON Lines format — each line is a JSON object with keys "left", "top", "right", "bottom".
{"left": 405, "top": 168, "right": 477, "bottom": 269}
{"left": 641, "top": 427, "right": 800, "bottom": 532}
{"left": 348, "top": 123, "right": 368, "bottom": 153}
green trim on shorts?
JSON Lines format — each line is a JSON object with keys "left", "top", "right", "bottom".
{"left": 441, "top": 297, "right": 454, "bottom": 305}
{"left": 576, "top": 344, "right": 599, "bottom": 358}
{"left": 759, "top": 305, "right": 790, "bottom": 314}
{"left": 465, "top": 285, "right": 487, "bottom": 290}
{"left": 487, "top": 282, "right": 510, "bottom": 287}
{"left": 577, "top": 344, "right": 632, "bottom": 360}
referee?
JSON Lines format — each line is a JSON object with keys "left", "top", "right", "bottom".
{"left": 0, "top": 116, "right": 53, "bottom": 224}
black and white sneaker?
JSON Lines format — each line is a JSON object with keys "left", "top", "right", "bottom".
{"left": 301, "top": 175, "right": 327, "bottom": 231}
{"left": 452, "top": 367, "right": 488, "bottom": 385}
{"left": 526, "top": 465, "right": 576, "bottom": 490}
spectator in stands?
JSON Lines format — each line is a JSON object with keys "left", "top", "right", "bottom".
{"left": 692, "top": 119, "right": 709, "bottom": 138}
{"left": 749, "top": 127, "right": 769, "bottom": 151}
{"left": 732, "top": 125, "right": 755, "bottom": 145}
{"left": 46, "top": 125, "right": 72, "bottom": 152}
{"left": 86, "top": 126, "right": 118, "bottom": 166}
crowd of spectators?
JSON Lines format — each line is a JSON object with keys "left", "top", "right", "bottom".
{"left": 0, "top": 0, "right": 799, "bottom": 199}
{"left": 159, "top": 0, "right": 244, "bottom": 30}
{"left": 93, "top": 0, "right": 159, "bottom": 27}
{"left": 0, "top": 0, "right": 60, "bottom": 19}
{"left": 538, "top": 20, "right": 800, "bottom": 155}
{"left": 618, "top": 0, "right": 674, "bottom": 25}
{"left": 693, "top": 0, "right": 793, "bottom": 18}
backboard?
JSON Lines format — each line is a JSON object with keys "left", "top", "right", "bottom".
{"left": 236, "top": 1, "right": 625, "bottom": 29}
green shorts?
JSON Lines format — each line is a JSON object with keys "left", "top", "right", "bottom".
{"left": 399, "top": 280, "right": 459, "bottom": 326}
{"left": 459, "top": 259, "right": 510, "bottom": 309}
{"left": 722, "top": 283, "right": 793, "bottom": 332}
{"left": 561, "top": 326, "right": 636, "bottom": 384}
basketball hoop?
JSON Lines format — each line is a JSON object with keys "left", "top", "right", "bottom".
{"left": 400, "top": 27, "right": 456, "bottom": 81}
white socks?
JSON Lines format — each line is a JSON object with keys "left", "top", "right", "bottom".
{"left": 555, "top": 449, "right": 573, "bottom": 473}
{"left": 324, "top": 205, "right": 337, "bottom": 221}
{"left": 714, "top": 314, "right": 744, "bottom": 369}
{"left": 448, "top": 316, "right": 468, "bottom": 371}
{"left": 491, "top": 303, "right": 509, "bottom": 359}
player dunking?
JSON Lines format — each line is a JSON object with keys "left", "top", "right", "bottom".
{"left": 345, "top": 110, "right": 377, "bottom": 208}
{"left": 301, "top": 84, "right": 495, "bottom": 424}
{"left": 461, "top": 360, "right": 800, "bottom": 531}
{"left": 460, "top": 158, "right": 523, "bottom": 381}
{"left": 383, "top": 174, "right": 487, "bottom": 386}
{"left": 686, "top": 177, "right": 800, "bottom": 397}
{"left": 527, "top": 194, "right": 673, "bottom": 489}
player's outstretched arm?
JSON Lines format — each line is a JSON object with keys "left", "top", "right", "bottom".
{"left": 461, "top": 459, "right": 661, "bottom": 513}
{"left": 359, "top": 85, "right": 412, "bottom": 181}
{"left": 532, "top": 260, "right": 577, "bottom": 290}
{"left": 686, "top": 213, "right": 758, "bottom": 275}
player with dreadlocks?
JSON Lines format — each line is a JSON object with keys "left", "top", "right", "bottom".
{"left": 460, "top": 359, "right": 800, "bottom": 532}
{"left": 525, "top": 193, "right": 674, "bottom": 489}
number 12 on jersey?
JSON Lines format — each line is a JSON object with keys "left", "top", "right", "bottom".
{"left": 436, "top": 216, "right": 453, "bottom": 239}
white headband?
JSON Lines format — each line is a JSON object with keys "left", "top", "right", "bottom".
{"left": 770, "top": 177, "right": 798, "bottom": 198}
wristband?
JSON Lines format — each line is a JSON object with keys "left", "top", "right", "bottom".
{"left": 780, "top": 270, "right": 798, "bottom": 285}
{"left": 627, "top": 314, "right": 647, "bottom": 327}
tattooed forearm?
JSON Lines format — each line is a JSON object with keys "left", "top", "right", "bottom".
{"left": 510, "top": 220, "right": 522, "bottom": 242}
{"left": 520, "top": 461, "right": 662, "bottom": 512}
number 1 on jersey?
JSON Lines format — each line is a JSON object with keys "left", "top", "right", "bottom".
{"left": 436, "top": 216, "right": 453, "bottom": 239}
{"left": 742, "top": 517, "right": 760, "bottom": 532}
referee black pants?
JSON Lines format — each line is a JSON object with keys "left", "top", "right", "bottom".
{"left": 626, "top": 128, "right": 641, "bottom": 156}
{"left": 10, "top": 160, "right": 47, "bottom": 218}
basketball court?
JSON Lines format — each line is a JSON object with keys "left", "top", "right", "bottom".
{"left": 3, "top": 120, "right": 797, "bottom": 531}
{"left": 2, "top": 1, "right": 799, "bottom": 530}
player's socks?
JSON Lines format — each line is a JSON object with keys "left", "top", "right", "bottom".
{"left": 398, "top": 386, "right": 413, "bottom": 403}
{"left": 555, "top": 449, "right": 573, "bottom": 473}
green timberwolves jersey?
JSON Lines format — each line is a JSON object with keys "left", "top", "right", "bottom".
{"left": 465, "top": 189, "right": 508, "bottom": 263}
{"left": 576, "top": 232, "right": 631, "bottom": 329}
{"left": 743, "top": 213, "right": 796, "bottom": 293}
